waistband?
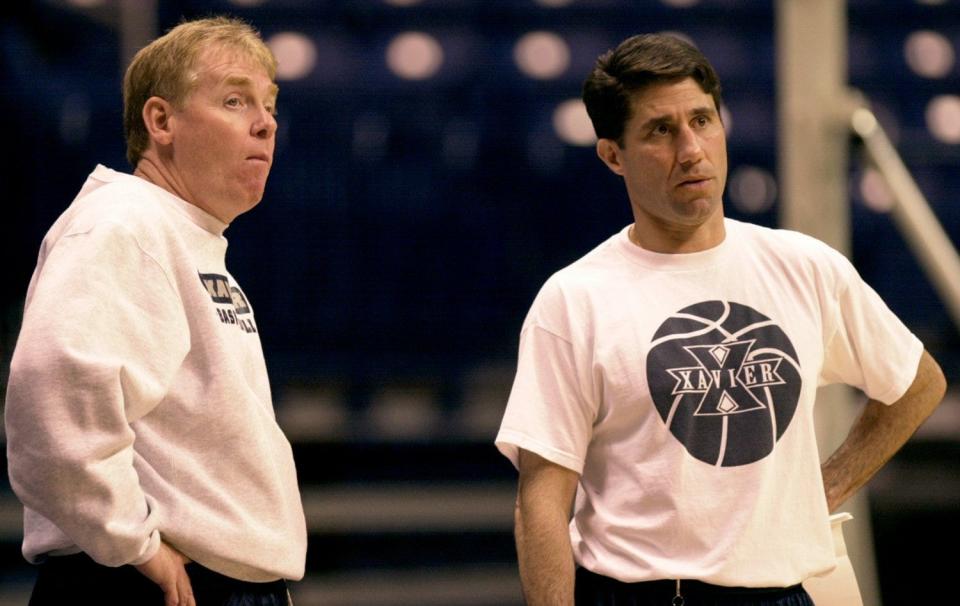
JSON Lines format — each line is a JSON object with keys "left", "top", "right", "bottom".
{"left": 576, "top": 567, "right": 806, "bottom": 598}
{"left": 43, "top": 552, "right": 286, "bottom": 594}
{"left": 185, "top": 561, "right": 287, "bottom": 594}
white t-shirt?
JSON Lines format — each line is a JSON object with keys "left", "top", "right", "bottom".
{"left": 496, "top": 218, "right": 922, "bottom": 587}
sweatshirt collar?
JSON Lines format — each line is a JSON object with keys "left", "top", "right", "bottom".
{"left": 92, "top": 164, "right": 229, "bottom": 236}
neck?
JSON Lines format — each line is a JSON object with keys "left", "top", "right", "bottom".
{"left": 629, "top": 216, "right": 726, "bottom": 254}
{"left": 134, "top": 156, "right": 183, "bottom": 201}
{"left": 134, "top": 156, "right": 229, "bottom": 223}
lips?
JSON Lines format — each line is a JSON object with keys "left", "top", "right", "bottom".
{"left": 246, "top": 153, "right": 271, "bottom": 163}
{"left": 676, "top": 177, "right": 713, "bottom": 189}
{"left": 677, "top": 175, "right": 712, "bottom": 187}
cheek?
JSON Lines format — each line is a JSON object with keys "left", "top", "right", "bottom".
{"left": 714, "top": 144, "right": 729, "bottom": 178}
{"left": 625, "top": 169, "right": 660, "bottom": 199}
{"left": 629, "top": 156, "right": 667, "bottom": 185}
{"left": 188, "top": 118, "right": 234, "bottom": 147}
{"left": 181, "top": 128, "right": 217, "bottom": 159}
{"left": 709, "top": 133, "right": 728, "bottom": 161}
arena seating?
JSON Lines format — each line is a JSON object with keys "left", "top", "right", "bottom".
{"left": 1, "top": 1, "right": 958, "bottom": 603}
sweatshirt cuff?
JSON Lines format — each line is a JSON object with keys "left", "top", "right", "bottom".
{"left": 130, "top": 529, "right": 162, "bottom": 566}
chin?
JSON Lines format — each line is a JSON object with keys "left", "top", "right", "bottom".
{"left": 675, "top": 199, "right": 717, "bottom": 218}
{"left": 244, "top": 195, "right": 264, "bottom": 211}
{"left": 241, "top": 180, "right": 267, "bottom": 203}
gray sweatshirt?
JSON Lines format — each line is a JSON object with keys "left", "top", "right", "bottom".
{"left": 5, "top": 165, "right": 307, "bottom": 582}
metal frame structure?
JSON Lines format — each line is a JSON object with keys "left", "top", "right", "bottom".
{"left": 778, "top": 2, "right": 960, "bottom": 605}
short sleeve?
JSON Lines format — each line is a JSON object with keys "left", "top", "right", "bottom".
{"left": 819, "top": 253, "right": 923, "bottom": 404}
{"left": 495, "top": 281, "right": 599, "bottom": 474}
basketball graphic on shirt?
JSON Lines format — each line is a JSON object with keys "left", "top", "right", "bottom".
{"left": 646, "top": 301, "right": 801, "bottom": 466}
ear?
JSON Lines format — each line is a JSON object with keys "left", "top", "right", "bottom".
{"left": 596, "top": 138, "right": 625, "bottom": 176}
{"left": 141, "top": 96, "right": 175, "bottom": 147}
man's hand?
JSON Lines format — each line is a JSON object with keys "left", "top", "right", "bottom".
{"left": 134, "top": 541, "right": 195, "bottom": 606}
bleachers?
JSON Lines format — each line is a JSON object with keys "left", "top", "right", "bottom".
{"left": 2, "top": 1, "right": 960, "bottom": 604}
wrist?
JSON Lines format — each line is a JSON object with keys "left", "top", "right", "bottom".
{"left": 130, "top": 529, "right": 162, "bottom": 566}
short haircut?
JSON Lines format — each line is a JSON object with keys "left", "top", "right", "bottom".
{"left": 582, "top": 33, "right": 723, "bottom": 143}
{"left": 122, "top": 16, "right": 277, "bottom": 167}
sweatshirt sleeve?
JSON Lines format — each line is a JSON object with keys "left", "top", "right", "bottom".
{"left": 5, "top": 220, "right": 190, "bottom": 566}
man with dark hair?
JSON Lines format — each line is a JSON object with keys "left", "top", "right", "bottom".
{"left": 582, "top": 33, "right": 723, "bottom": 144}
{"left": 5, "top": 17, "right": 306, "bottom": 606}
{"left": 496, "top": 33, "right": 945, "bottom": 605}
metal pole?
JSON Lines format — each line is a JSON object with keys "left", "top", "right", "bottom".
{"left": 851, "top": 107, "right": 960, "bottom": 332}
{"left": 776, "top": 1, "right": 881, "bottom": 604}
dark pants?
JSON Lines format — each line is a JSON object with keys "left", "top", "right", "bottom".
{"left": 575, "top": 567, "right": 816, "bottom": 606}
{"left": 28, "top": 553, "right": 290, "bottom": 606}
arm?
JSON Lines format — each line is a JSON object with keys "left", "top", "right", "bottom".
{"left": 6, "top": 223, "right": 191, "bottom": 594}
{"left": 821, "top": 349, "right": 946, "bottom": 512}
{"left": 515, "top": 449, "right": 580, "bottom": 606}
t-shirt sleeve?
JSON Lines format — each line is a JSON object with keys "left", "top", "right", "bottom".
{"left": 495, "top": 283, "right": 598, "bottom": 474}
{"left": 819, "top": 250, "right": 923, "bottom": 404}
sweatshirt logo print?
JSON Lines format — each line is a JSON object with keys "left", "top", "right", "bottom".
{"left": 646, "top": 301, "right": 801, "bottom": 467}
{"left": 199, "top": 272, "right": 258, "bottom": 334}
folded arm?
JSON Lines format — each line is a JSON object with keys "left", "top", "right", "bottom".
{"left": 821, "top": 349, "right": 946, "bottom": 512}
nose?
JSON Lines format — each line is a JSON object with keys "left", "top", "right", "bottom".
{"left": 676, "top": 124, "right": 704, "bottom": 166}
{"left": 252, "top": 105, "right": 277, "bottom": 140}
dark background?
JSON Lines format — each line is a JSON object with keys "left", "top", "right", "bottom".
{"left": 2, "top": 1, "right": 958, "bottom": 604}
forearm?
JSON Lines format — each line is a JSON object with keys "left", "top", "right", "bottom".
{"left": 514, "top": 449, "right": 580, "bottom": 605}
{"left": 6, "top": 347, "right": 162, "bottom": 565}
{"left": 821, "top": 350, "right": 946, "bottom": 511}
{"left": 515, "top": 500, "right": 576, "bottom": 606}
{"left": 7, "top": 393, "right": 161, "bottom": 566}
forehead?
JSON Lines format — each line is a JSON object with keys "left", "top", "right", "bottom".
{"left": 628, "top": 77, "right": 715, "bottom": 121}
{"left": 192, "top": 45, "right": 276, "bottom": 92}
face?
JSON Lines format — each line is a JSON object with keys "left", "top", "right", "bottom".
{"left": 597, "top": 77, "right": 727, "bottom": 252}
{"left": 167, "top": 45, "right": 278, "bottom": 223}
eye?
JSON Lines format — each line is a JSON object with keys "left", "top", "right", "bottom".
{"left": 652, "top": 123, "right": 671, "bottom": 136}
{"left": 693, "top": 115, "right": 710, "bottom": 128}
{"left": 225, "top": 96, "right": 244, "bottom": 109}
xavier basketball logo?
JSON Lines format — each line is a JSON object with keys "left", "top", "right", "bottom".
{"left": 646, "top": 301, "right": 801, "bottom": 466}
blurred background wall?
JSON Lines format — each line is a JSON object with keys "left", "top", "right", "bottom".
{"left": 1, "top": 0, "right": 958, "bottom": 604}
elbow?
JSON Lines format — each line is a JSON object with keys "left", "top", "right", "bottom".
{"left": 933, "top": 363, "right": 947, "bottom": 403}
{"left": 514, "top": 498, "right": 524, "bottom": 547}
{"left": 514, "top": 494, "right": 527, "bottom": 544}
{"left": 922, "top": 350, "right": 947, "bottom": 405}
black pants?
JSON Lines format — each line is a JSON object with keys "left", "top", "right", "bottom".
{"left": 575, "top": 567, "right": 816, "bottom": 606}
{"left": 28, "top": 553, "right": 290, "bottom": 606}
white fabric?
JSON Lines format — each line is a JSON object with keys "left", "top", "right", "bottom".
{"left": 5, "top": 165, "right": 307, "bottom": 582}
{"left": 802, "top": 513, "right": 864, "bottom": 606}
{"left": 496, "top": 218, "right": 922, "bottom": 587}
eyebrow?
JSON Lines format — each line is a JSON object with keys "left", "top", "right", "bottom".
{"left": 223, "top": 75, "right": 279, "bottom": 101}
{"left": 638, "top": 105, "right": 718, "bottom": 131}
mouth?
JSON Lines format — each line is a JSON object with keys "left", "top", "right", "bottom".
{"left": 246, "top": 154, "right": 271, "bottom": 164}
{"left": 676, "top": 176, "right": 712, "bottom": 189}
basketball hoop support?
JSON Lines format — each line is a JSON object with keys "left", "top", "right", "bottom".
{"left": 776, "top": 2, "right": 880, "bottom": 604}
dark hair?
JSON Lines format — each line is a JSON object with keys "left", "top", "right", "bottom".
{"left": 582, "top": 33, "right": 723, "bottom": 143}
